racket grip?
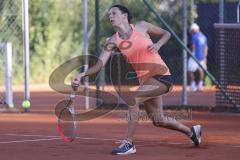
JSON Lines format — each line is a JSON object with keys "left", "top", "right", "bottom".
{"left": 71, "top": 83, "right": 79, "bottom": 91}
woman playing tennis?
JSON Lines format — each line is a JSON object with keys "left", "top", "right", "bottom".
{"left": 72, "top": 4, "right": 201, "bottom": 155}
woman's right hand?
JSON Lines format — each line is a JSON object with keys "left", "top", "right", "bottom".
{"left": 72, "top": 72, "right": 85, "bottom": 88}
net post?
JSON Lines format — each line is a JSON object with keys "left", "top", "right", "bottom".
{"left": 219, "top": 0, "right": 224, "bottom": 23}
{"left": 182, "top": 0, "right": 188, "bottom": 106}
{"left": 83, "top": 0, "right": 89, "bottom": 110}
{"left": 237, "top": 0, "right": 240, "bottom": 23}
{"left": 22, "top": 0, "right": 30, "bottom": 112}
{"left": 95, "top": 0, "right": 100, "bottom": 107}
{"left": 2, "top": 43, "right": 14, "bottom": 108}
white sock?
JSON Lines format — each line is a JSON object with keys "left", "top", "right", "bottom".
{"left": 190, "top": 81, "right": 196, "bottom": 86}
{"left": 198, "top": 81, "right": 203, "bottom": 87}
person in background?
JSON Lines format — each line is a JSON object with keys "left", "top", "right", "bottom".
{"left": 188, "top": 23, "right": 208, "bottom": 91}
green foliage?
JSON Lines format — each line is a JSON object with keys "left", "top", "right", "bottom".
{"left": 29, "top": 0, "right": 112, "bottom": 83}
{"left": 1, "top": 0, "right": 236, "bottom": 84}
{"left": 29, "top": 0, "right": 84, "bottom": 83}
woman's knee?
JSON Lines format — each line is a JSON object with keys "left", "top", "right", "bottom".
{"left": 152, "top": 116, "right": 176, "bottom": 127}
{"left": 152, "top": 118, "right": 167, "bottom": 127}
{"left": 128, "top": 105, "right": 139, "bottom": 112}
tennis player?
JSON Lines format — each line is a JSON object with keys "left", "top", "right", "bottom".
{"left": 72, "top": 4, "right": 201, "bottom": 155}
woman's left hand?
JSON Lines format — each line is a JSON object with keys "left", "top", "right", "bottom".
{"left": 147, "top": 43, "right": 161, "bottom": 53}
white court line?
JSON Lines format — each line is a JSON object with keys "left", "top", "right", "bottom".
{"left": 136, "top": 141, "right": 185, "bottom": 146}
{"left": 0, "top": 133, "right": 120, "bottom": 141}
{"left": 0, "top": 133, "right": 121, "bottom": 144}
{"left": 1, "top": 133, "right": 240, "bottom": 147}
{"left": 0, "top": 133, "right": 59, "bottom": 138}
{"left": 0, "top": 138, "right": 61, "bottom": 144}
{"left": 0, "top": 133, "right": 186, "bottom": 145}
{"left": 0, "top": 137, "right": 119, "bottom": 144}
{"left": 77, "top": 137, "right": 120, "bottom": 141}
{"left": 232, "top": 145, "right": 240, "bottom": 148}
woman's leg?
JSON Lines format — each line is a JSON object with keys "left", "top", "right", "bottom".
{"left": 144, "top": 96, "right": 191, "bottom": 135}
{"left": 125, "top": 78, "right": 190, "bottom": 144}
{"left": 125, "top": 104, "right": 140, "bottom": 143}
{"left": 112, "top": 78, "right": 200, "bottom": 155}
{"left": 136, "top": 78, "right": 191, "bottom": 135}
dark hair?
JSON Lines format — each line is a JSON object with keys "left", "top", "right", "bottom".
{"left": 109, "top": 4, "right": 132, "bottom": 23}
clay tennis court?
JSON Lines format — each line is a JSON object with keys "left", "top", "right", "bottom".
{"left": 1, "top": 0, "right": 240, "bottom": 159}
{"left": 1, "top": 86, "right": 240, "bottom": 160}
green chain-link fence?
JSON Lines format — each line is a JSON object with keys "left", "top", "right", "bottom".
{"left": 0, "top": 0, "right": 23, "bottom": 84}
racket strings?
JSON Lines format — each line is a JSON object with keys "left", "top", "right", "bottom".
{"left": 56, "top": 99, "right": 77, "bottom": 142}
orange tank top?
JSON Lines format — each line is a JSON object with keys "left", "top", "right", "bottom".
{"left": 115, "top": 24, "right": 170, "bottom": 84}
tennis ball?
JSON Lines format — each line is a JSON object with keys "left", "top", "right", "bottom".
{"left": 22, "top": 100, "right": 30, "bottom": 109}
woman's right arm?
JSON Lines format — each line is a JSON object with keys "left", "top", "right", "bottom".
{"left": 72, "top": 36, "right": 116, "bottom": 85}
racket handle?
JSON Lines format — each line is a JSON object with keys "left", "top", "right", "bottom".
{"left": 71, "top": 84, "right": 79, "bottom": 91}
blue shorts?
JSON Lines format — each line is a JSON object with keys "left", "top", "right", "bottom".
{"left": 152, "top": 75, "right": 174, "bottom": 92}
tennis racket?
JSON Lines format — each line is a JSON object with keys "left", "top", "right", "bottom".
{"left": 56, "top": 86, "right": 78, "bottom": 142}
